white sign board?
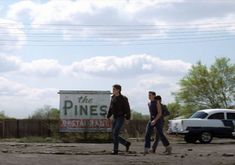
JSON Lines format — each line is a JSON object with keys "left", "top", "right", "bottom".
{"left": 58, "top": 90, "right": 112, "bottom": 132}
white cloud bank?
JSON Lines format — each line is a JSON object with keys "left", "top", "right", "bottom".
{"left": 0, "top": 55, "right": 21, "bottom": 72}
{"left": 68, "top": 54, "right": 191, "bottom": 78}
{"left": 0, "top": 18, "right": 26, "bottom": 51}
{"left": 0, "top": 0, "right": 233, "bottom": 117}
{"left": 20, "top": 59, "right": 63, "bottom": 77}
{"left": 1, "top": 54, "right": 191, "bottom": 78}
{"left": 0, "top": 54, "right": 191, "bottom": 118}
{"left": 0, "top": 76, "right": 58, "bottom": 118}
{"left": 5, "top": 0, "right": 235, "bottom": 42}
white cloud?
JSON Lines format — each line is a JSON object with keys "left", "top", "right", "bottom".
{"left": 0, "top": 56, "right": 63, "bottom": 77}
{"left": 6, "top": 0, "right": 175, "bottom": 40}
{"left": 66, "top": 54, "right": 191, "bottom": 114}
{"left": 190, "top": 14, "right": 235, "bottom": 35}
{"left": 0, "top": 55, "right": 21, "bottom": 72}
{"left": 20, "top": 59, "right": 63, "bottom": 77}
{"left": 1, "top": 0, "right": 234, "bottom": 118}
{"left": 6, "top": 0, "right": 235, "bottom": 44}
{"left": 0, "top": 18, "right": 26, "bottom": 51}
{"left": 1, "top": 54, "right": 191, "bottom": 83}
{"left": 0, "top": 54, "right": 191, "bottom": 117}
{"left": 7, "top": 0, "right": 100, "bottom": 25}
{"left": 122, "top": 75, "right": 181, "bottom": 114}
{"left": 0, "top": 76, "right": 58, "bottom": 118}
{"left": 0, "top": 77, "right": 25, "bottom": 96}
{"left": 68, "top": 54, "right": 191, "bottom": 78}
{"left": 0, "top": 76, "right": 56, "bottom": 99}
{"left": 6, "top": 1, "right": 37, "bottom": 22}
{"left": 1, "top": 54, "right": 191, "bottom": 86}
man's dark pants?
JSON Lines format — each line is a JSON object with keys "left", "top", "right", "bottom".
{"left": 144, "top": 119, "right": 169, "bottom": 149}
{"left": 112, "top": 117, "right": 129, "bottom": 152}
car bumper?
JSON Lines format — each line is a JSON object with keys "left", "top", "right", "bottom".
{"left": 167, "top": 129, "right": 189, "bottom": 134}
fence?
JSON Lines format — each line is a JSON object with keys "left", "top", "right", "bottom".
{"left": 0, "top": 119, "right": 59, "bottom": 138}
{"left": 0, "top": 119, "right": 149, "bottom": 138}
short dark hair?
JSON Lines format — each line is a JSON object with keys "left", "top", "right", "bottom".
{"left": 149, "top": 91, "right": 156, "bottom": 96}
{"left": 155, "top": 95, "right": 162, "bottom": 101}
{"left": 113, "top": 84, "right": 122, "bottom": 92}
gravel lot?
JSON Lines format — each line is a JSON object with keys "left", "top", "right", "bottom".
{"left": 0, "top": 138, "right": 234, "bottom": 165}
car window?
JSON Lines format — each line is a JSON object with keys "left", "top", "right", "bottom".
{"left": 227, "top": 113, "right": 235, "bottom": 120}
{"left": 208, "top": 113, "right": 225, "bottom": 119}
{"left": 190, "top": 111, "right": 208, "bottom": 119}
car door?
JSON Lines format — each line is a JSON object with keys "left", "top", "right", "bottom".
{"left": 208, "top": 112, "right": 233, "bottom": 137}
{"left": 226, "top": 112, "right": 235, "bottom": 134}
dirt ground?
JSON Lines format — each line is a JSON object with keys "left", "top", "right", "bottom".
{"left": 0, "top": 138, "right": 234, "bottom": 165}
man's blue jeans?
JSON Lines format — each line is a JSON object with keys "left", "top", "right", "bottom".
{"left": 112, "top": 117, "right": 128, "bottom": 152}
{"left": 144, "top": 119, "right": 169, "bottom": 149}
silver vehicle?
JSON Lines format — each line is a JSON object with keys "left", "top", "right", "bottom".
{"left": 168, "top": 109, "right": 235, "bottom": 143}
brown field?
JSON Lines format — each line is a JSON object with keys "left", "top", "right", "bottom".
{"left": 0, "top": 138, "right": 234, "bottom": 165}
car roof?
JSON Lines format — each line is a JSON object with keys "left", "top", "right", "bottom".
{"left": 198, "top": 109, "right": 235, "bottom": 115}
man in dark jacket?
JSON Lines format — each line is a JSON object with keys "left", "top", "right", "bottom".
{"left": 107, "top": 84, "right": 131, "bottom": 155}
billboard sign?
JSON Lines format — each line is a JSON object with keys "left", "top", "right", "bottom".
{"left": 58, "top": 90, "right": 112, "bottom": 132}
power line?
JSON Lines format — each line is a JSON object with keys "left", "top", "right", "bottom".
{"left": 0, "top": 21, "right": 234, "bottom": 46}
{"left": 0, "top": 30, "right": 234, "bottom": 37}
{"left": 0, "top": 23, "right": 234, "bottom": 38}
{"left": 0, "top": 38, "right": 234, "bottom": 46}
{"left": 0, "top": 36, "right": 234, "bottom": 46}
{"left": 0, "top": 33, "right": 234, "bottom": 42}
{"left": 1, "top": 21, "right": 235, "bottom": 27}
{"left": 0, "top": 22, "right": 234, "bottom": 40}
{"left": 2, "top": 0, "right": 234, "bottom": 4}
{"left": 1, "top": 28, "right": 234, "bottom": 41}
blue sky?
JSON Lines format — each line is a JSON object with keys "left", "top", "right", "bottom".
{"left": 0, "top": 0, "right": 235, "bottom": 118}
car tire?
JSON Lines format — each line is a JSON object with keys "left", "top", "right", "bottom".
{"left": 199, "top": 132, "right": 213, "bottom": 144}
{"left": 184, "top": 134, "right": 198, "bottom": 143}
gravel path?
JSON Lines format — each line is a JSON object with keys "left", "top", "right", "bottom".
{"left": 0, "top": 139, "right": 234, "bottom": 165}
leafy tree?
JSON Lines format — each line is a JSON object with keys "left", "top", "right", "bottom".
{"left": 165, "top": 102, "right": 182, "bottom": 119}
{"left": 175, "top": 57, "right": 235, "bottom": 112}
{"left": 131, "top": 110, "right": 149, "bottom": 120}
{"left": 29, "top": 105, "right": 60, "bottom": 119}
{"left": 210, "top": 58, "right": 235, "bottom": 108}
{"left": 0, "top": 111, "right": 10, "bottom": 119}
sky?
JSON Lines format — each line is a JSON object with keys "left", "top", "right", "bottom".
{"left": 0, "top": 0, "right": 235, "bottom": 118}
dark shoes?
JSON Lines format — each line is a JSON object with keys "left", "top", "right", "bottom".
{"left": 149, "top": 148, "right": 156, "bottom": 153}
{"left": 126, "top": 142, "right": 131, "bottom": 152}
{"left": 144, "top": 148, "right": 149, "bottom": 155}
{"left": 165, "top": 145, "right": 172, "bottom": 155}
{"left": 111, "top": 150, "right": 118, "bottom": 155}
{"left": 111, "top": 142, "right": 131, "bottom": 155}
